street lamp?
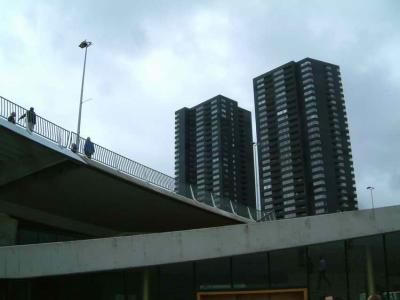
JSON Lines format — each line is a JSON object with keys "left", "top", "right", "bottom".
{"left": 76, "top": 40, "right": 93, "bottom": 148}
{"left": 366, "top": 186, "right": 375, "bottom": 209}
{"left": 252, "top": 142, "right": 261, "bottom": 211}
{"left": 252, "top": 141, "right": 268, "bottom": 211}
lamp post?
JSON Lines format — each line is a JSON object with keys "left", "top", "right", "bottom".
{"left": 366, "top": 186, "right": 375, "bottom": 209}
{"left": 252, "top": 142, "right": 261, "bottom": 211}
{"left": 76, "top": 40, "right": 92, "bottom": 148}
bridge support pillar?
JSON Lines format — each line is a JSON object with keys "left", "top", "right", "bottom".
{"left": 142, "top": 268, "right": 150, "bottom": 300}
{"left": 0, "top": 213, "right": 18, "bottom": 246}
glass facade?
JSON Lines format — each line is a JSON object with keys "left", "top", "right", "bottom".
{"left": 1, "top": 232, "right": 399, "bottom": 300}
{"left": 16, "top": 220, "right": 88, "bottom": 245}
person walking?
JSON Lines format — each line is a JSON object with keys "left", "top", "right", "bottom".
{"left": 317, "top": 256, "right": 331, "bottom": 289}
{"left": 84, "top": 137, "right": 95, "bottom": 159}
{"left": 7, "top": 112, "right": 16, "bottom": 124}
{"left": 19, "top": 107, "right": 36, "bottom": 132}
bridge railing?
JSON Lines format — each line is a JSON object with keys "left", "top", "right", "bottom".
{"left": 0, "top": 95, "right": 274, "bottom": 221}
{"left": 69, "top": 132, "right": 176, "bottom": 190}
{"left": 0, "top": 96, "right": 71, "bottom": 148}
{"left": 175, "top": 182, "right": 275, "bottom": 221}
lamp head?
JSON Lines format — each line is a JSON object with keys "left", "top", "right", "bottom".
{"left": 79, "top": 40, "right": 92, "bottom": 48}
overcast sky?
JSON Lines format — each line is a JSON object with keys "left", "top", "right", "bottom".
{"left": 0, "top": 0, "right": 399, "bottom": 209}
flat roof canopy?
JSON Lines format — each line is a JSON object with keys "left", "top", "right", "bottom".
{"left": 1, "top": 205, "right": 398, "bottom": 278}
{"left": 0, "top": 121, "right": 248, "bottom": 235}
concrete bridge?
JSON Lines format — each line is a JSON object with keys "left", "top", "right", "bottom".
{"left": 0, "top": 96, "right": 260, "bottom": 239}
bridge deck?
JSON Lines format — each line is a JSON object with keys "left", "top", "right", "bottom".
{"left": 0, "top": 117, "right": 250, "bottom": 236}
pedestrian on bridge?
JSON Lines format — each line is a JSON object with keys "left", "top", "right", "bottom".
{"left": 19, "top": 107, "right": 36, "bottom": 132}
{"left": 84, "top": 137, "right": 95, "bottom": 159}
{"left": 7, "top": 112, "right": 16, "bottom": 124}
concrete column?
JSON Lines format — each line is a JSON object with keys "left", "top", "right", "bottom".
{"left": 366, "top": 246, "right": 375, "bottom": 296}
{"left": 0, "top": 214, "right": 18, "bottom": 246}
{"left": 142, "top": 268, "right": 150, "bottom": 300}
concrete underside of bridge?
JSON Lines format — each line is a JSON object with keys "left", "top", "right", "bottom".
{"left": 0, "top": 122, "right": 246, "bottom": 236}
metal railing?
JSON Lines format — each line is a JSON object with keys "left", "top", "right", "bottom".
{"left": 0, "top": 95, "right": 274, "bottom": 221}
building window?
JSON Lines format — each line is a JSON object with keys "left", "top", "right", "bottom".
{"left": 278, "top": 121, "right": 289, "bottom": 128}
{"left": 302, "top": 78, "right": 314, "bottom": 85}
{"left": 258, "top": 99, "right": 266, "bottom": 106}
{"left": 300, "top": 61, "right": 312, "bottom": 67}
{"left": 308, "top": 126, "right": 319, "bottom": 134}
{"left": 256, "top": 78, "right": 264, "bottom": 84}
{"left": 232, "top": 253, "right": 269, "bottom": 289}
{"left": 301, "top": 66, "right": 312, "bottom": 73}
{"left": 314, "top": 186, "right": 326, "bottom": 193}
{"left": 276, "top": 91, "right": 286, "bottom": 98}
{"left": 309, "top": 133, "right": 321, "bottom": 140}
{"left": 303, "top": 83, "right": 315, "bottom": 90}
{"left": 306, "top": 107, "right": 318, "bottom": 115}
{"left": 307, "top": 120, "right": 319, "bottom": 128}
{"left": 269, "top": 247, "right": 307, "bottom": 287}
{"left": 277, "top": 114, "right": 289, "bottom": 122}
{"left": 277, "top": 108, "right": 287, "bottom": 116}
{"left": 310, "top": 140, "right": 322, "bottom": 147}
{"left": 347, "top": 235, "right": 387, "bottom": 299}
{"left": 312, "top": 173, "right": 325, "bottom": 180}
{"left": 284, "top": 199, "right": 295, "bottom": 205}
{"left": 313, "top": 177, "right": 325, "bottom": 186}
{"left": 276, "top": 96, "right": 287, "bottom": 105}
{"left": 278, "top": 133, "right": 290, "bottom": 141}
{"left": 281, "top": 158, "right": 292, "bottom": 166}
{"left": 283, "top": 192, "right": 295, "bottom": 199}
{"left": 273, "top": 69, "right": 284, "bottom": 76}
{"left": 276, "top": 103, "right": 287, "bottom": 111}
{"left": 312, "top": 166, "right": 324, "bottom": 173}
{"left": 284, "top": 206, "right": 295, "bottom": 212}
{"left": 304, "top": 90, "right": 315, "bottom": 97}
{"left": 311, "top": 159, "right": 323, "bottom": 166}
{"left": 305, "top": 95, "right": 316, "bottom": 102}
{"left": 197, "top": 258, "right": 231, "bottom": 290}
{"left": 315, "top": 194, "right": 327, "bottom": 200}
{"left": 305, "top": 101, "right": 317, "bottom": 109}
{"left": 308, "top": 114, "right": 318, "bottom": 120}
{"left": 282, "top": 172, "right": 293, "bottom": 179}
{"left": 282, "top": 178, "right": 294, "bottom": 186}
{"left": 308, "top": 241, "right": 348, "bottom": 298}
{"left": 275, "top": 85, "right": 286, "bottom": 93}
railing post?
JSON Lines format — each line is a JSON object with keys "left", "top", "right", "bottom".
{"left": 66, "top": 132, "right": 71, "bottom": 149}
{"left": 229, "top": 200, "right": 236, "bottom": 215}
{"left": 247, "top": 207, "right": 254, "bottom": 220}
{"left": 210, "top": 193, "right": 216, "bottom": 207}
{"left": 114, "top": 155, "right": 119, "bottom": 171}
{"left": 57, "top": 128, "right": 63, "bottom": 148}
{"left": 189, "top": 184, "right": 197, "bottom": 201}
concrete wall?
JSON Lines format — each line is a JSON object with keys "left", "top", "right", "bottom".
{"left": 0, "top": 205, "right": 399, "bottom": 279}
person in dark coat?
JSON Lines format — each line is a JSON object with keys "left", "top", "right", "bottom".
{"left": 317, "top": 256, "right": 331, "bottom": 289}
{"left": 19, "top": 107, "right": 36, "bottom": 132}
{"left": 84, "top": 137, "right": 95, "bottom": 159}
{"left": 7, "top": 112, "right": 16, "bottom": 124}
{"left": 70, "top": 143, "right": 78, "bottom": 153}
